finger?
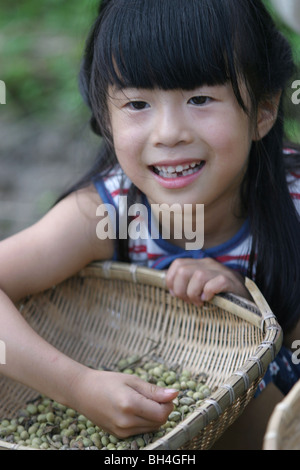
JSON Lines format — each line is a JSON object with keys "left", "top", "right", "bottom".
{"left": 201, "top": 274, "right": 230, "bottom": 301}
{"left": 185, "top": 270, "right": 209, "bottom": 304}
{"left": 165, "top": 259, "right": 192, "bottom": 289}
{"left": 112, "top": 394, "right": 174, "bottom": 436}
{"left": 103, "top": 387, "right": 176, "bottom": 438}
{"left": 130, "top": 382, "right": 177, "bottom": 423}
{"left": 171, "top": 263, "right": 200, "bottom": 299}
{"left": 133, "top": 380, "right": 179, "bottom": 404}
{"left": 110, "top": 413, "right": 172, "bottom": 439}
{"left": 135, "top": 398, "right": 174, "bottom": 423}
{"left": 102, "top": 412, "right": 170, "bottom": 439}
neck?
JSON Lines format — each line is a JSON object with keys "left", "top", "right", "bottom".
{"left": 153, "top": 195, "right": 246, "bottom": 251}
{"left": 202, "top": 208, "right": 246, "bottom": 249}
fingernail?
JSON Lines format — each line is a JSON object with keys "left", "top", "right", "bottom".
{"left": 164, "top": 388, "right": 178, "bottom": 395}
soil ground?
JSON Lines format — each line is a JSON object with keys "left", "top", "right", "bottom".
{"left": 0, "top": 112, "right": 99, "bottom": 240}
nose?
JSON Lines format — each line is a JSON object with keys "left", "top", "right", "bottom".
{"left": 152, "top": 104, "right": 193, "bottom": 148}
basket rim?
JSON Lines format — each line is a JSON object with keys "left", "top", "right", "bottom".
{"left": 80, "top": 262, "right": 283, "bottom": 450}
{"left": 263, "top": 378, "right": 300, "bottom": 450}
{"left": 79, "top": 261, "right": 275, "bottom": 330}
{"left": 0, "top": 261, "right": 283, "bottom": 451}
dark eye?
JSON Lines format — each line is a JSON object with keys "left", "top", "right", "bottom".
{"left": 127, "top": 101, "right": 149, "bottom": 110}
{"left": 189, "top": 96, "right": 211, "bottom": 106}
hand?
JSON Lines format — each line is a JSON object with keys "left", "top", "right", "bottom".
{"left": 165, "top": 257, "right": 251, "bottom": 306}
{"left": 70, "top": 368, "right": 178, "bottom": 438}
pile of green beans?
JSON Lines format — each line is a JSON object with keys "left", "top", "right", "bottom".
{"left": 0, "top": 357, "right": 211, "bottom": 450}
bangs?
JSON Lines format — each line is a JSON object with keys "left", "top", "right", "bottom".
{"left": 95, "top": 0, "right": 243, "bottom": 98}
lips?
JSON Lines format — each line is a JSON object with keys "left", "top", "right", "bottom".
{"left": 150, "top": 160, "right": 206, "bottom": 189}
{"left": 151, "top": 161, "right": 205, "bottom": 179}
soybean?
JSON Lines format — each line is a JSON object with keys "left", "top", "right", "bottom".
{"left": 0, "top": 357, "right": 211, "bottom": 450}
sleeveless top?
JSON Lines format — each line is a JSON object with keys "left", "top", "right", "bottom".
{"left": 93, "top": 155, "right": 300, "bottom": 397}
{"left": 93, "top": 156, "right": 300, "bottom": 275}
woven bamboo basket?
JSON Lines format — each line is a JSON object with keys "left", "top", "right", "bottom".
{"left": 0, "top": 261, "right": 282, "bottom": 451}
{"left": 263, "top": 379, "right": 300, "bottom": 450}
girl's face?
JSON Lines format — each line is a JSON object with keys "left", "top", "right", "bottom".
{"left": 107, "top": 83, "right": 255, "bottom": 215}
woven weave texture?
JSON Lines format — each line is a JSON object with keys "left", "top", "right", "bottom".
{"left": 0, "top": 262, "right": 282, "bottom": 450}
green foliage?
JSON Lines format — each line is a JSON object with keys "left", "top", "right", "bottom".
{"left": 0, "top": 0, "right": 299, "bottom": 142}
{"left": 263, "top": 0, "right": 300, "bottom": 143}
{"left": 263, "top": 0, "right": 300, "bottom": 63}
{"left": 0, "top": 0, "right": 100, "bottom": 121}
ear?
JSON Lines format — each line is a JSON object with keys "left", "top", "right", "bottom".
{"left": 253, "top": 91, "right": 282, "bottom": 141}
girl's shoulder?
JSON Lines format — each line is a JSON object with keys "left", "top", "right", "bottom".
{"left": 288, "top": 175, "right": 300, "bottom": 216}
{"left": 284, "top": 146, "right": 300, "bottom": 172}
{"left": 284, "top": 145, "right": 300, "bottom": 175}
{"left": 93, "top": 166, "right": 134, "bottom": 208}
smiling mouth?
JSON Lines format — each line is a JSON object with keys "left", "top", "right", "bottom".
{"left": 151, "top": 161, "right": 205, "bottom": 178}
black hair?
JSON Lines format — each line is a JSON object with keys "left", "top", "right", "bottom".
{"left": 60, "top": 0, "right": 300, "bottom": 333}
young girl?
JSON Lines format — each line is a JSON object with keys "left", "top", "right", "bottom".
{"left": 0, "top": 0, "right": 299, "bottom": 449}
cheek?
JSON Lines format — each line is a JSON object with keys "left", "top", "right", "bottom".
{"left": 206, "top": 116, "right": 252, "bottom": 165}
{"left": 111, "top": 115, "right": 145, "bottom": 154}
{"left": 112, "top": 128, "right": 145, "bottom": 178}
{"left": 113, "top": 134, "right": 143, "bottom": 170}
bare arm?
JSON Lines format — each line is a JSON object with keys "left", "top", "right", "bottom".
{"left": 0, "top": 185, "right": 108, "bottom": 395}
{"left": 0, "top": 186, "right": 177, "bottom": 436}
{"left": 0, "top": 185, "right": 113, "bottom": 302}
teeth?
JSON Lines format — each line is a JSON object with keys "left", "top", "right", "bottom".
{"left": 153, "top": 161, "right": 203, "bottom": 178}
{"left": 183, "top": 169, "right": 194, "bottom": 176}
{"left": 167, "top": 166, "right": 176, "bottom": 174}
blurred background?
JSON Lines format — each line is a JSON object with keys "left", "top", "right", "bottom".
{"left": 0, "top": 0, "right": 100, "bottom": 239}
{"left": 0, "top": 0, "right": 299, "bottom": 240}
